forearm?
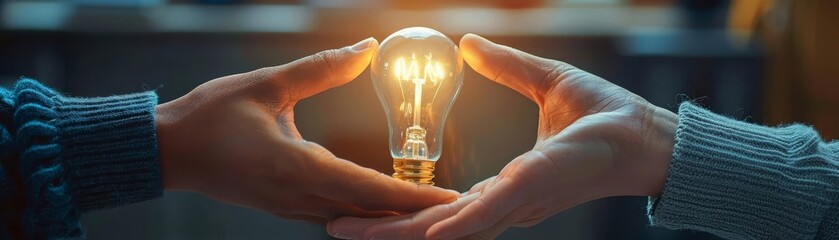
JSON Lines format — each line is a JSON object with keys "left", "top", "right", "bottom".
{"left": 648, "top": 102, "right": 839, "bottom": 239}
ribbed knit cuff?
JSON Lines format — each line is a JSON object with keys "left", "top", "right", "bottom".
{"left": 648, "top": 102, "right": 839, "bottom": 239}
{"left": 57, "top": 92, "right": 162, "bottom": 211}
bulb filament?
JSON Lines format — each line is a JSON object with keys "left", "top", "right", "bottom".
{"left": 393, "top": 53, "right": 445, "bottom": 160}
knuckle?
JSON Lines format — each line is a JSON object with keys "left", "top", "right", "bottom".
{"left": 310, "top": 49, "right": 340, "bottom": 81}
{"left": 311, "top": 49, "right": 334, "bottom": 66}
{"left": 490, "top": 47, "right": 515, "bottom": 83}
{"left": 526, "top": 59, "right": 577, "bottom": 105}
{"left": 538, "top": 60, "right": 576, "bottom": 90}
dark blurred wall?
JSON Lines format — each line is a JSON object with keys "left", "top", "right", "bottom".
{"left": 759, "top": 0, "right": 839, "bottom": 139}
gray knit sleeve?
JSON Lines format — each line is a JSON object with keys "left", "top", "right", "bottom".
{"left": 647, "top": 102, "right": 839, "bottom": 240}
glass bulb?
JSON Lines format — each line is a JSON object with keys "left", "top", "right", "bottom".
{"left": 372, "top": 27, "right": 464, "bottom": 185}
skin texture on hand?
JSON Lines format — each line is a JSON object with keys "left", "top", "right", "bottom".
{"left": 327, "top": 34, "right": 679, "bottom": 239}
{"left": 154, "top": 38, "right": 458, "bottom": 224}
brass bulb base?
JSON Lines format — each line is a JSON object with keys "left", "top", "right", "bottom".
{"left": 392, "top": 158, "right": 436, "bottom": 185}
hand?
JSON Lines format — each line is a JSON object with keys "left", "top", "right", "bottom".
{"left": 327, "top": 34, "right": 679, "bottom": 239}
{"left": 154, "top": 38, "right": 458, "bottom": 224}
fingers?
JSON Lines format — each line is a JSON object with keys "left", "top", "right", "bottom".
{"left": 264, "top": 37, "right": 378, "bottom": 100}
{"left": 328, "top": 193, "right": 481, "bottom": 240}
{"left": 460, "top": 33, "right": 576, "bottom": 104}
{"left": 426, "top": 177, "right": 524, "bottom": 240}
{"left": 314, "top": 156, "right": 459, "bottom": 213}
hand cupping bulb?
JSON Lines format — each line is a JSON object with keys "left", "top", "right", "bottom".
{"left": 371, "top": 27, "right": 464, "bottom": 185}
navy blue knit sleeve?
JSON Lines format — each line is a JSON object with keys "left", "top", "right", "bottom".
{"left": 0, "top": 79, "right": 162, "bottom": 239}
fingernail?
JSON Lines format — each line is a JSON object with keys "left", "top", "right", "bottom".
{"left": 332, "top": 232, "right": 357, "bottom": 240}
{"left": 350, "top": 37, "right": 375, "bottom": 52}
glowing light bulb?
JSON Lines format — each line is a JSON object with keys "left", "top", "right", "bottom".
{"left": 372, "top": 27, "right": 464, "bottom": 185}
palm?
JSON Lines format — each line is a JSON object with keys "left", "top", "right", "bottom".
{"left": 472, "top": 69, "right": 651, "bottom": 227}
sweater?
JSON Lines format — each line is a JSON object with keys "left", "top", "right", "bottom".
{"left": 648, "top": 102, "right": 839, "bottom": 239}
{"left": 0, "top": 79, "right": 161, "bottom": 239}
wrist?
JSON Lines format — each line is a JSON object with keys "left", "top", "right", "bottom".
{"left": 642, "top": 104, "right": 678, "bottom": 197}
{"left": 156, "top": 102, "right": 180, "bottom": 191}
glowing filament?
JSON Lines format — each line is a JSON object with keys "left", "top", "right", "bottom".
{"left": 391, "top": 53, "right": 446, "bottom": 160}
{"left": 393, "top": 53, "right": 445, "bottom": 127}
{"left": 394, "top": 53, "right": 444, "bottom": 85}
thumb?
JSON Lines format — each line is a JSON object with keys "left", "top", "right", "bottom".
{"left": 460, "top": 33, "right": 575, "bottom": 103}
{"left": 266, "top": 37, "right": 379, "bottom": 100}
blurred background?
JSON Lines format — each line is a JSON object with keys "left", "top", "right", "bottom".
{"left": 1, "top": 0, "right": 836, "bottom": 239}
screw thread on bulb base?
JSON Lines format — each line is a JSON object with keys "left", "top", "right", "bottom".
{"left": 392, "top": 158, "right": 436, "bottom": 185}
